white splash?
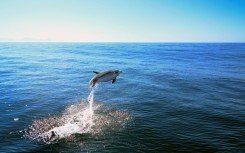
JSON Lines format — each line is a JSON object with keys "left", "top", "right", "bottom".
{"left": 40, "top": 89, "right": 96, "bottom": 141}
{"left": 25, "top": 85, "right": 130, "bottom": 143}
{"left": 14, "top": 118, "right": 19, "bottom": 121}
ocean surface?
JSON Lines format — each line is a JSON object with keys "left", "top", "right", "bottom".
{"left": 0, "top": 43, "right": 244, "bottom": 152}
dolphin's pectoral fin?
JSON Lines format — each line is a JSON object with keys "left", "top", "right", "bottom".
{"left": 93, "top": 71, "right": 100, "bottom": 74}
{"left": 112, "top": 78, "right": 116, "bottom": 84}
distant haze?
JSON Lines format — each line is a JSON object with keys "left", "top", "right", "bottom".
{"left": 0, "top": 0, "right": 245, "bottom": 42}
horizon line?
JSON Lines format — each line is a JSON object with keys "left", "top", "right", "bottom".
{"left": 0, "top": 41, "right": 244, "bottom": 43}
{"left": 0, "top": 41, "right": 245, "bottom": 44}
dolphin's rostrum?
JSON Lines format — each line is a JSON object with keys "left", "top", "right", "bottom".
{"left": 89, "top": 70, "right": 121, "bottom": 89}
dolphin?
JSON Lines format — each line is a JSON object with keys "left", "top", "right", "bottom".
{"left": 89, "top": 70, "right": 121, "bottom": 89}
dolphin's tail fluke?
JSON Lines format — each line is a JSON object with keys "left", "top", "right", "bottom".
{"left": 89, "top": 80, "right": 95, "bottom": 89}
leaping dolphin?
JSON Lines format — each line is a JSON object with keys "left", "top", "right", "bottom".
{"left": 89, "top": 70, "right": 121, "bottom": 89}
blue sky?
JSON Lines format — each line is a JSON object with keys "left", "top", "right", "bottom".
{"left": 0, "top": 0, "right": 244, "bottom": 42}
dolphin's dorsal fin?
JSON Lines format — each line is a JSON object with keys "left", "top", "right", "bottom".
{"left": 93, "top": 71, "right": 100, "bottom": 74}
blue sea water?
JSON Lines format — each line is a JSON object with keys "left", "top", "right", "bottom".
{"left": 0, "top": 43, "right": 244, "bottom": 152}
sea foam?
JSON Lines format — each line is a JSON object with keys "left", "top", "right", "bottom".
{"left": 24, "top": 86, "right": 130, "bottom": 143}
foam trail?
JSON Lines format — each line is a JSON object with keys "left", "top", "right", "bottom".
{"left": 87, "top": 88, "right": 95, "bottom": 115}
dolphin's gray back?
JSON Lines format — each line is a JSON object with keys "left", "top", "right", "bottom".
{"left": 96, "top": 70, "right": 114, "bottom": 78}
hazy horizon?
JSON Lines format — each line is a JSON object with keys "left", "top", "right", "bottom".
{"left": 0, "top": 41, "right": 244, "bottom": 43}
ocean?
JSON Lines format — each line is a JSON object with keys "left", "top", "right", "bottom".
{"left": 0, "top": 43, "right": 244, "bottom": 152}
